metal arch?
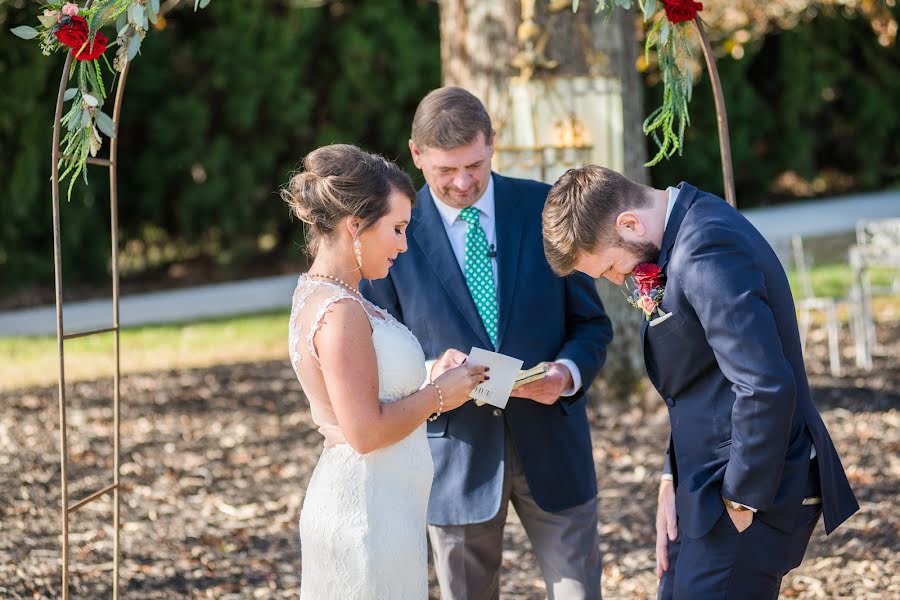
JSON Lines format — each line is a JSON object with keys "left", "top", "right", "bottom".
{"left": 50, "top": 7, "right": 130, "bottom": 596}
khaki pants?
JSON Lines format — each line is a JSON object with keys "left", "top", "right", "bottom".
{"left": 428, "top": 430, "right": 602, "bottom": 600}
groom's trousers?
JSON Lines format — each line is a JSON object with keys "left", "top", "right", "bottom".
{"left": 428, "top": 428, "right": 602, "bottom": 600}
{"left": 658, "top": 458, "right": 823, "bottom": 600}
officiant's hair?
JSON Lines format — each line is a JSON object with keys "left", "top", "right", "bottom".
{"left": 542, "top": 166, "right": 653, "bottom": 276}
{"left": 412, "top": 86, "right": 493, "bottom": 150}
{"left": 282, "top": 144, "right": 416, "bottom": 256}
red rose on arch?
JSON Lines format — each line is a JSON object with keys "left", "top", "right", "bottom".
{"left": 631, "top": 263, "right": 664, "bottom": 295}
{"left": 54, "top": 15, "right": 88, "bottom": 48}
{"left": 75, "top": 29, "right": 108, "bottom": 61}
{"left": 55, "top": 16, "right": 109, "bottom": 61}
{"left": 662, "top": 0, "right": 703, "bottom": 24}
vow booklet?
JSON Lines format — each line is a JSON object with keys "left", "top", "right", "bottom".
{"left": 467, "top": 347, "right": 524, "bottom": 409}
{"left": 513, "top": 364, "right": 549, "bottom": 389}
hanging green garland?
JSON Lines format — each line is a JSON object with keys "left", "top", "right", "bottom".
{"left": 11, "top": 1, "right": 212, "bottom": 199}
{"left": 583, "top": 0, "right": 704, "bottom": 166}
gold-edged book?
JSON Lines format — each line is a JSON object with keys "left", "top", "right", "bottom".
{"left": 512, "top": 364, "right": 549, "bottom": 389}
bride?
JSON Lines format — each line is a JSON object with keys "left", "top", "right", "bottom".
{"left": 282, "top": 144, "right": 487, "bottom": 599}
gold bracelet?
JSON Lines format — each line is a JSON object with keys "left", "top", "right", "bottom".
{"left": 427, "top": 382, "right": 444, "bottom": 422}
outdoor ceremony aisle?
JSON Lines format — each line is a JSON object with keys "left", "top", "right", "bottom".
{"left": 2, "top": 319, "right": 897, "bottom": 598}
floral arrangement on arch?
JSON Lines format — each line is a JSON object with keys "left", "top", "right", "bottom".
{"left": 579, "top": 0, "right": 705, "bottom": 167}
{"left": 11, "top": 0, "right": 211, "bottom": 198}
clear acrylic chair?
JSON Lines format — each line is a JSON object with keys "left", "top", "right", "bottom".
{"left": 792, "top": 235, "right": 842, "bottom": 377}
{"left": 849, "top": 218, "right": 900, "bottom": 370}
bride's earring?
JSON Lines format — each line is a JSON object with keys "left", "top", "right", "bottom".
{"left": 353, "top": 238, "right": 363, "bottom": 270}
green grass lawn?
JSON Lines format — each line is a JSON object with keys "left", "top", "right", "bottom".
{"left": 786, "top": 264, "right": 897, "bottom": 299}
{"left": 1, "top": 263, "right": 896, "bottom": 391}
{"left": 0, "top": 310, "right": 290, "bottom": 391}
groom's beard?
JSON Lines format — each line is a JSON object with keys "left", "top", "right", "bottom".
{"left": 620, "top": 239, "right": 660, "bottom": 265}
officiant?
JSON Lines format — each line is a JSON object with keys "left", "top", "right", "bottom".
{"left": 362, "top": 86, "right": 613, "bottom": 600}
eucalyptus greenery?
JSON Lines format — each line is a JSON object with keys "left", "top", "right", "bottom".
{"left": 11, "top": 1, "right": 209, "bottom": 199}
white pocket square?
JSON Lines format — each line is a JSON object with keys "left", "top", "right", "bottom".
{"left": 649, "top": 310, "right": 674, "bottom": 327}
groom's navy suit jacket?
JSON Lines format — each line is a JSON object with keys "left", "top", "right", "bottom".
{"left": 362, "top": 174, "right": 612, "bottom": 526}
{"left": 648, "top": 183, "right": 858, "bottom": 539}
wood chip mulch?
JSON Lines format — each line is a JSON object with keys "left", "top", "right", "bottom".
{"left": 1, "top": 322, "right": 897, "bottom": 598}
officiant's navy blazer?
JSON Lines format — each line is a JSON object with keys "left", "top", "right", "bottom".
{"left": 363, "top": 173, "right": 613, "bottom": 525}
{"left": 648, "top": 183, "right": 858, "bottom": 539}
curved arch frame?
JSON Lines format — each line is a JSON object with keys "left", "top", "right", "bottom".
{"left": 50, "top": 20, "right": 131, "bottom": 598}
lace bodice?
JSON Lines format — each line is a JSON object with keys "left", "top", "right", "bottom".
{"left": 288, "top": 274, "right": 427, "bottom": 447}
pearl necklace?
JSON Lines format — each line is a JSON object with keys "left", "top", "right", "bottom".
{"left": 308, "top": 272, "right": 362, "bottom": 297}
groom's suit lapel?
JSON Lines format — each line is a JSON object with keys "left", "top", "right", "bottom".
{"left": 641, "top": 182, "right": 700, "bottom": 369}
{"left": 412, "top": 187, "right": 493, "bottom": 349}
{"left": 493, "top": 174, "right": 525, "bottom": 350}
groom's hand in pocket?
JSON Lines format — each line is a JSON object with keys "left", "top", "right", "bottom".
{"left": 725, "top": 505, "right": 754, "bottom": 533}
{"left": 656, "top": 479, "right": 678, "bottom": 579}
{"left": 514, "top": 362, "right": 572, "bottom": 405}
{"left": 431, "top": 348, "right": 468, "bottom": 381}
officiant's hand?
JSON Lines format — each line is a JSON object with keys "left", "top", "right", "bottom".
{"left": 513, "top": 362, "right": 572, "bottom": 405}
{"left": 656, "top": 479, "right": 678, "bottom": 579}
{"left": 431, "top": 348, "right": 468, "bottom": 381}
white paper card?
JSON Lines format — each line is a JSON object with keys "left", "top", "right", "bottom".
{"left": 466, "top": 347, "right": 524, "bottom": 409}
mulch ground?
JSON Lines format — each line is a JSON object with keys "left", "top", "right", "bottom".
{"left": 1, "top": 322, "right": 897, "bottom": 599}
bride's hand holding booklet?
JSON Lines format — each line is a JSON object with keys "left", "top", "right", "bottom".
{"left": 465, "top": 348, "right": 549, "bottom": 409}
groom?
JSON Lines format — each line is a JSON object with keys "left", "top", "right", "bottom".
{"left": 541, "top": 166, "right": 859, "bottom": 599}
{"left": 363, "top": 87, "right": 612, "bottom": 599}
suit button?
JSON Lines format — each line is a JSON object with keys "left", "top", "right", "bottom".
{"left": 664, "top": 396, "right": 676, "bottom": 407}
{"left": 492, "top": 409, "right": 502, "bottom": 417}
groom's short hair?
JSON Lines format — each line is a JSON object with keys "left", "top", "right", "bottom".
{"left": 542, "top": 166, "right": 652, "bottom": 276}
{"left": 411, "top": 86, "right": 493, "bottom": 150}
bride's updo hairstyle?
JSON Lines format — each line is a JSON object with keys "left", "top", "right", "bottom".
{"left": 282, "top": 144, "right": 416, "bottom": 256}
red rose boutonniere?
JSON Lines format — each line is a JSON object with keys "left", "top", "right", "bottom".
{"left": 625, "top": 263, "right": 666, "bottom": 320}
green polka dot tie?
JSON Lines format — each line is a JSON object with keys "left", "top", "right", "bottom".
{"left": 459, "top": 206, "right": 498, "bottom": 347}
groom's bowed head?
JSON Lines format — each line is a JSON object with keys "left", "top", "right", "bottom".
{"left": 542, "top": 166, "right": 669, "bottom": 286}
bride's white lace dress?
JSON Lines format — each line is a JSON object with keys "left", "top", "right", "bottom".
{"left": 289, "top": 274, "right": 433, "bottom": 599}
